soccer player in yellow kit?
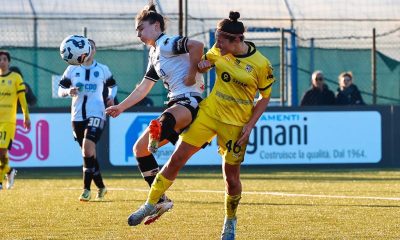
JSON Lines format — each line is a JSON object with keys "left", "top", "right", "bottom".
{"left": 0, "top": 50, "right": 31, "bottom": 190}
{"left": 127, "top": 11, "right": 274, "bottom": 239}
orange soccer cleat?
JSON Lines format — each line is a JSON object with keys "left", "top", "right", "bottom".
{"left": 148, "top": 119, "right": 162, "bottom": 153}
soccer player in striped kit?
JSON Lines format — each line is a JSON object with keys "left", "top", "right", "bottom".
{"left": 105, "top": 2, "right": 205, "bottom": 224}
{"left": 58, "top": 39, "right": 118, "bottom": 201}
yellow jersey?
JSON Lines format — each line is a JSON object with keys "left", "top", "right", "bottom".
{"left": 0, "top": 71, "right": 29, "bottom": 123}
{"left": 201, "top": 42, "right": 275, "bottom": 126}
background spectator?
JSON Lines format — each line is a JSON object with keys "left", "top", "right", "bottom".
{"left": 335, "top": 71, "right": 365, "bottom": 105}
{"left": 300, "top": 70, "right": 335, "bottom": 106}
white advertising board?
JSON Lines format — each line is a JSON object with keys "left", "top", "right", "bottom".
{"left": 109, "top": 111, "right": 382, "bottom": 166}
{"left": 9, "top": 113, "right": 82, "bottom": 167}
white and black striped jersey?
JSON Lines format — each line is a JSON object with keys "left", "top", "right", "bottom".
{"left": 144, "top": 34, "right": 204, "bottom": 98}
{"left": 58, "top": 60, "right": 117, "bottom": 121}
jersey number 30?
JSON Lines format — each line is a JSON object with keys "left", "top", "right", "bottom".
{"left": 88, "top": 117, "right": 101, "bottom": 128}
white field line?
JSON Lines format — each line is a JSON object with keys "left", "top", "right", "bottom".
{"left": 65, "top": 187, "right": 400, "bottom": 201}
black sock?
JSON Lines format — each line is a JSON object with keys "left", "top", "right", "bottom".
{"left": 136, "top": 154, "right": 159, "bottom": 187}
{"left": 83, "top": 156, "right": 95, "bottom": 190}
{"left": 93, "top": 157, "right": 105, "bottom": 189}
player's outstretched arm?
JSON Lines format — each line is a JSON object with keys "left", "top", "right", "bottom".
{"left": 105, "top": 78, "right": 154, "bottom": 118}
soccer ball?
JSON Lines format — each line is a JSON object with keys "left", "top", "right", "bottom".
{"left": 59, "top": 35, "right": 91, "bottom": 65}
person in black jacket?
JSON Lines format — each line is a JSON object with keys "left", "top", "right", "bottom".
{"left": 335, "top": 71, "right": 365, "bottom": 105}
{"left": 300, "top": 70, "right": 335, "bottom": 106}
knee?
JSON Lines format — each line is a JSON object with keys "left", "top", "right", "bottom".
{"left": 133, "top": 138, "right": 148, "bottom": 157}
{"left": 82, "top": 147, "right": 94, "bottom": 158}
{"left": 159, "top": 112, "right": 179, "bottom": 144}
{"left": 225, "top": 176, "right": 241, "bottom": 191}
{"left": 132, "top": 142, "right": 139, "bottom": 156}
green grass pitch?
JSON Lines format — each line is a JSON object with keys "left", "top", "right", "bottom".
{"left": 1, "top": 167, "right": 400, "bottom": 239}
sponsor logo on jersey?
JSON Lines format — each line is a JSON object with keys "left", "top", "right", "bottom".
{"left": 221, "top": 72, "right": 231, "bottom": 82}
{"left": 75, "top": 82, "right": 97, "bottom": 92}
{"left": 232, "top": 78, "right": 248, "bottom": 87}
{"left": 0, "top": 92, "right": 11, "bottom": 96}
{"left": 160, "top": 69, "right": 166, "bottom": 77}
{"left": 245, "top": 64, "right": 253, "bottom": 72}
{"left": 76, "top": 82, "right": 84, "bottom": 91}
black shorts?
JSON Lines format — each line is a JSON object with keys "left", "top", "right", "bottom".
{"left": 72, "top": 117, "right": 105, "bottom": 147}
{"left": 167, "top": 96, "right": 203, "bottom": 122}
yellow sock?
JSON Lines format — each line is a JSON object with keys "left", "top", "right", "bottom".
{"left": 0, "top": 157, "right": 8, "bottom": 184}
{"left": 225, "top": 193, "right": 242, "bottom": 219}
{"left": 147, "top": 173, "right": 173, "bottom": 205}
{"left": 4, "top": 159, "right": 10, "bottom": 174}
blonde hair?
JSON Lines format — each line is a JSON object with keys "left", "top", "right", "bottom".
{"left": 338, "top": 71, "right": 353, "bottom": 82}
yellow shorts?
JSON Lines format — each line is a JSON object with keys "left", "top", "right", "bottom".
{"left": 0, "top": 122, "right": 16, "bottom": 150}
{"left": 181, "top": 108, "right": 247, "bottom": 165}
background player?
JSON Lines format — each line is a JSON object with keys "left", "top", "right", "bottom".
{"left": 0, "top": 50, "right": 30, "bottom": 190}
{"left": 126, "top": 11, "right": 275, "bottom": 240}
{"left": 58, "top": 39, "right": 118, "bottom": 201}
{"left": 106, "top": 2, "right": 204, "bottom": 223}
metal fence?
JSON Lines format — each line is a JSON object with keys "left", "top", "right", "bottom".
{"left": 1, "top": 0, "right": 399, "bottom": 106}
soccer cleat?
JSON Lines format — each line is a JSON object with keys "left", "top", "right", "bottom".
{"left": 79, "top": 189, "right": 91, "bottom": 202}
{"left": 148, "top": 119, "right": 162, "bottom": 153}
{"left": 221, "top": 217, "right": 237, "bottom": 240}
{"left": 144, "top": 197, "right": 174, "bottom": 225}
{"left": 6, "top": 168, "right": 17, "bottom": 190}
{"left": 127, "top": 203, "right": 157, "bottom": 226}
{"left": 95, "top": 187, "right": 107, "bottom": 201}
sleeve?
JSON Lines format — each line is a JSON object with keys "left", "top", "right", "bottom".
{"left": 105, "top": 76, "right": 116, "bottom": 87}
{"left": 172, "top": 36, "right": 189, "bottom": 54}
{"left": 144, "top": 61, "right": 159, "bottom": 82}
{"left": 16, "top": 74, "right": 26, "bottom": 94}
{"left": 258, "top": 59, "right": 275, "bottom": 98}
{"left": 59, "top": 77, "right": 72, "bottom": 89}
{"left": 203, "top": 44, "right": 221, "bottom": 65}
{"left": 103, "top": 65, "right": 116, "bottom": 87}
{"left": 105, "top": 74, "right": 118, "bottom": 99}
{"left": 59, "top": 67, "right": 73, "bottom": 89}
{"left": 16, "top": 75, "right": 30, "bottom": 120}
{"left": 58, "top": 68, "right": 72, "bottom": 97}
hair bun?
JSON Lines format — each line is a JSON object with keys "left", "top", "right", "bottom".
{"left": 147, "top": 3, "right": 157, "bottom": 12}
{"left": 229, "top": 11, "right": 240, "bottom": 22}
